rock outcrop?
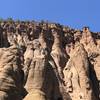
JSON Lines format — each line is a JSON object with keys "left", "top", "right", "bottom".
{"left": 0, "top": 20, "right": 100, "bottom": 100}
{"left": 63, "top": 44, "right": 96, "bottom": 100}
{"left": 0, "top": 45, "right": 25, "bottom": 100}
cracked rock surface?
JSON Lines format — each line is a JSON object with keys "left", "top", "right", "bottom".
{"left": 0, "top": 20, "right": 100, "bottom": 100}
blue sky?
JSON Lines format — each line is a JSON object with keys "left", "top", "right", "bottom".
{"left": 0, "top": 0, "right": 100, "bottom": 31}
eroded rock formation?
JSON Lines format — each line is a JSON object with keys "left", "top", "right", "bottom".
{"left": 0, "top": 45, "right": 25, "bottom": 100}
{"left": 0, "top": 20, "right": 100, "bottom": 100}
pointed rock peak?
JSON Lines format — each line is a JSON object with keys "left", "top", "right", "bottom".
{"left": 82, "top": 27, "right": 90, "bottom": 33}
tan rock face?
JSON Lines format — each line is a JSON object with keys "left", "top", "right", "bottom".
{"left": 0, "top": 21, "right": 100, "bottom": 100}
{"left": 23, "top": 90, "right": 46, "bottom": 100}
{"left": 63, "top": 44, "right": 96, "bottom": 100}
{"left": 0, "top": 46, "right": 24, "bottom": 100}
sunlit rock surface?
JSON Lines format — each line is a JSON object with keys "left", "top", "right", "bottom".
{"left": 0, "top": 20, "right": 100, "bottom": 100}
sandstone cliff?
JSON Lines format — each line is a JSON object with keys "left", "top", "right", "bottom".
{"left": 0, "top": 20, "right": 100, "bottom": 100}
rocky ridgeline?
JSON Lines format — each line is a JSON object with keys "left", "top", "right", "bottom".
{"left": 0, "top": 20, "right": 100, "bottom": 100}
